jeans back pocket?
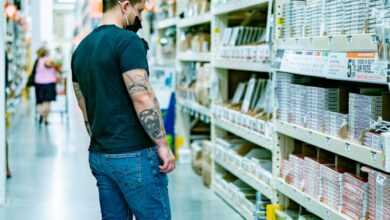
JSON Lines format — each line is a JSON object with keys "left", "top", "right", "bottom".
{"left": 105, "top": 153, "right": 143, "bottom": 191}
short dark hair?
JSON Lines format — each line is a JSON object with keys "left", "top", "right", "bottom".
{"left": 103, "top": 0, "right": 142, "bottom": 12}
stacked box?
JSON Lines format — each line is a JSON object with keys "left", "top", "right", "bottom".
{"left": 320, "top": 164, "right": 343, "bottom": 210}
{"left": 276, "top": 73, "right": 294, "bottom": 121}
{"left": 363, "top": 167, "right": 390, "bottom": 220}
{"left": 367, "top": 0, "right": 390, "bottom": 33}
{"left": 303, "top": 157, "right": 321, "bottom": 199}
{"left": 305, "top": 0, "right": 323, "bottom": 37}
{"left": 289, "top": 155, "right": 305, "bottom": 190}
{"left": 343, "top": 0, "right": 368, "bottom": 35}
{"left": 349, "top": 93, "right": 383, "bottom": 142}
{"left": 305, "top": 86, "right": 329, "bottom": 131}
{"left": 324, "top": 0, "right": 344, "bottom": 35}
{"left": 363, "top": 131, "right": 383, "bottom": 150}
{"left": 341, "top": 173, "right": 369, "bottom": 220}
{"left": 323, "top": 111, "right": 348, "bottom": 137}
{"left": 289, "top": 84, "right": 307, "bottom": 126}
{"left": 283, "top": 0, "right": 306, "bottom": 38}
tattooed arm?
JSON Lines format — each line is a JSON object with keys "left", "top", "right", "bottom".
{"left": 123, "top": 69, "right": 175, "bottom": 173}
{"left": 73, "top": 83, "right": 91, "bottom": 136}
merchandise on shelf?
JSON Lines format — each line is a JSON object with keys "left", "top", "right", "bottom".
{"left": 215, "top": 137, "right": 273, "bottom": 185}
{"left": 363, "top": 120, "right": 390, "bottom": 150}
{"left": 184, "top": 0, "right": 210, "bottom": 18}
{"left": 191, "top": 140, "right": 213, "bottom": 186}
{"left": 5, "top": 19, "right": 30, "bottom": 112}
{"left": 349, "top": 92, "right": 389, "bottom": 143}
{"left": 302, "top": 157, "right": 321, "bottom": 199}
{"left": 320, "top": 164, "right": 343, "bottom": 211}
{"left": 276, "top": 73, "right": 390, "bottom": 147}
{"left": 218, "top": 45, "right": 270, "bottom": 63}
{"left": 176, "top": 62, "right": 212, "bottom": 107}
{"left": 179, "top": 29, "right": 210, "bottom": 53}
{"left": 279, "top": 0, "right": 390, "bottom": 38}
{"left": 282, "top": 154, "right": 370, "bottom": 220}
{"left": 155, "top": 27, "right": 177, "bottom": 65}
{"left": 212, "top": 76, "right": 273, "bottom": 138}
{"left": 221, "top": 26, "right": 265, "bottom": 46}
{"left": 341, "top": 173, "right": 369, "bottom": 220}
{"left": 218, "top": 26, "right": 269, "bottom": 63}
{"left": 156, "top": 0, "right": 176, "bottom": 20}
{"left": 362, "top": 167, "right": 390, "bottom": 220}
{"left": 281, "top": 0, "right": 305, "bottom": 38}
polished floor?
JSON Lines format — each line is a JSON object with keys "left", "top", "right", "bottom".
{"left": 0, "top": 99, "right": 242, "bottom": 220}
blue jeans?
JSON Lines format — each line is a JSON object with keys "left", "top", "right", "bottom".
{"left": 89, "top": 147, "right": 171, "bottom": 220}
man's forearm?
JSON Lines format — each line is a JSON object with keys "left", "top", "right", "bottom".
{"left": 73, "top": 83, "right": 91, "bottom": 136}
{"left": 134, "top": 95, "right": 167, "bottom": 147}
{"left": 123, "top": 70, "right": 168, "bottom": 147}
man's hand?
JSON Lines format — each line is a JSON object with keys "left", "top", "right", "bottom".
{"left": 157, "top": 146, "right": 176, "bottom": 173}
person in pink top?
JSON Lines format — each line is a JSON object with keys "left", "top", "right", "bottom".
{"left": 34, "top": 47, "right": 58, "bottom": 125}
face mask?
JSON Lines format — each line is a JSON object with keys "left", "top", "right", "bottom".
{"left": 125, "top": 16, "right": 142, "bottom": 33}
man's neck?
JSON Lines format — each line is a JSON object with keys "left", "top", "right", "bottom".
{"left": 101, "top": 10, "right": 123, "bottom": 28}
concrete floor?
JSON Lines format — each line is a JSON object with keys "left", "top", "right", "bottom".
{"left": 0, "top": 101, "right": 242, "bottom": 220}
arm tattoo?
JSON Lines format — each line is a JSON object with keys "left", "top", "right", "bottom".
{"left": 139, "top": 109, "right": 164, "bottom": 139}
{"left": 126, "top": 73, "right": 150, "bottom": 95}
{"left": 127, "top": 83, "right": 148, "bottom": 94}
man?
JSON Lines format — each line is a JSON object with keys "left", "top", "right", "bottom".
{"left": 71, "top": 1, "right": 175, "bottom": 219}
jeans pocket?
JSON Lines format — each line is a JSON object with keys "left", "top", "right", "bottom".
{"left": 106, "top": 155, "right": 143, "bottom": 190}
{"left": 149, "top": 149, "right": 169, "bottom": 187}
{"left": 103, "top": 152, "right": 140, "bottom": 159}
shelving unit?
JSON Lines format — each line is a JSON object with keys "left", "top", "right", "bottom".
{"left": 212, "top": 182, "right": 254, "bottom": 220}
{"left": 214, "top": 152, "right": 276, "bottom": 201}
{"left": 213, "top": 59, "right": 271, "bottom": 72}
{"left": 160, "top": 0, "right": 390, "bottom": 219}
{"left": 156, "top": 17, "right": 177, "bottom": 30}
{"left": 177, "top": 52, "right": 212, "bottom": 62}
{"left": 276, "top": 120, "right": 388, "bottom": 172}
{"left": 275, "top": 34, "right": 377, "bottom": 52}
{"left": 177, "top": 12, "right": 212, "bottom": 28}
{"left": 176, "top": 99, "right": 211, "bottom": 123}
{"left": 275, "top": 178, "right": 351, "bottom": 220}
{"left": 213, "top": 117, "right": 274, "bottom": 152}
{"left": 212, "top": 0, "right": 269, "bottom": 16}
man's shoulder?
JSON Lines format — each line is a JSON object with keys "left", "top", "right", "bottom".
{"left": 117, "top": 30, "right": 142, "bottom": 43}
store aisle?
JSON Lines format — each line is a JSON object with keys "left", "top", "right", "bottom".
{"left": 0, "top": 100, "right": 242, "bottom": 220}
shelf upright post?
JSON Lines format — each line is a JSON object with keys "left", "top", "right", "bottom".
{"left": 0, "top": 0, "right": 6, "bottom": 206}
{"left": 384, "top": 132, "right": 390, "bottom": 172}
{"left": 174, "top": 0, "right": 192, "bottom": 156}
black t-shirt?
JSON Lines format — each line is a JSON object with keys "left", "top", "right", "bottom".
{"left": 71, "top": 25, "right": 154, "bottom": 154}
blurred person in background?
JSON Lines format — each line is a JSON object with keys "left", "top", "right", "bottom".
{"left": 71, "top": 0, "right": 175, "bottom": 219}
{"left": 33, "top": 47, "right": 58, "bottom": 125}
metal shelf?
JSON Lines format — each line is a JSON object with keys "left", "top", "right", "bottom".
{"left": 275, "top": 34, "right": 377, "bottom": 52}
{"left": 275, "top": 120, "right": 388, "bottom": 173}
{"left": 177, "top": 13, "right": 212, "bottom": 28}
{"left": 213, "top": 183, "right": 255, "bottom": 220}
{"left": 275, "top": 178, "right": 351, "bottom": 220}
{"left": 178, "top": 52, "right": 211, "bottom": 62}
{"left": 214, "top": 117, "right": 274, "bottom": 152}
{"left": 176, "top": 99, "right": 211, "bottom": 122}
{"left": 276, "top": 49, "right": 388, "bottom": 85}
{"left": 212, "top": 0, "right": 269, "bottom": 16}
{"left": 213, "top": 59, "right": 271, "bottom": 72}
{"left": 156, "top": 17, "right": 177, "bottom": 30}
{"left": 215, "top": 156, "right": 277, "bottom": 202}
